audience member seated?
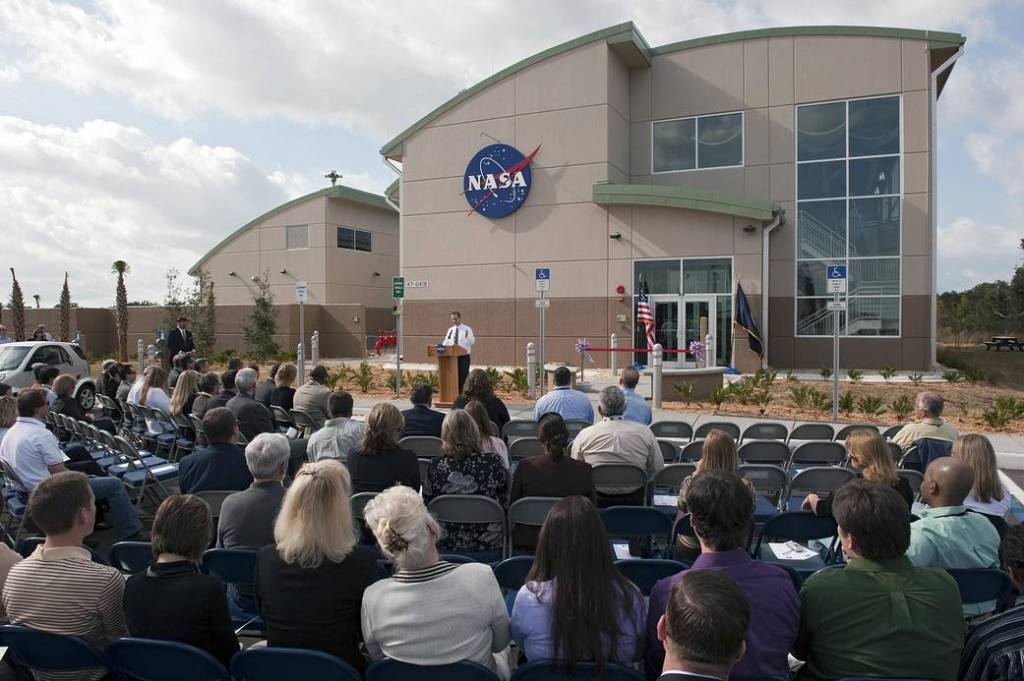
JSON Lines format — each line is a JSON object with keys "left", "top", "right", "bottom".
{"left": 255, "top": 460, "right": 378, "bottom": 673}
{"left": 194, "top": 358, "right": 209, "bottom": 374}
{"left": 891, "top": 391, "right": 959, "bottom": 453}
{"left": 124, "top": 494, "right": 239, "bottom": 667}
{"left": 3, "top": 472, "right": 128, "bottom": 681}
{"left": 647, "top": 471, "right": 797, "bottom": 680}
{"left": 94, "top": 359, "right": 117, "bottom": 399}
{"left": 169, "top": 369, "right": 200, "bottom": 418}
{"left": 138, "top": 366, "right": 172, "bottom": 434}
{"left": 509, "top": 414, "right": 594, "bottom": 553}
{"left": 51, "top": 374, "right": 116, "bottom": 434}
{"left": 349, "top": 403, "right": 419, "bottom": 494}
{"left": 192, "top": 372, "right": 221, "bottom": 419}
{"left": 115, "top": 363, "right": 136, "bottom": 403}
{"left": 0, "top": 497, "right": 19, "bottom": 623}
{"left": 655, "top": 571, "right": 750, "bottom": 681}
{"left": 571, "top": 386, "right": 663, "bottom": 506}
{"left": 954, "top": 433, "right": 1011, "bottom": 524}
{"left": 0, "top": 395, "right": 16, "bottom": 444}
{"left": 205, "top": 369, "right": 237, "bottom": 411}
{"left": 426, "top": 410, "right": 507, "bottom": 556}
{"left": 907, "top": 457, "right": 1000, "bottom": 575}
{"left": 400, "top": 383, "right": 445, "bottom": 438}
{"left": 362, "top": 486, "right": 511, "bottom": 674}
{"left": 803, "top": 428, "right": 913, "bottom": 515}
{"left": 453, "top": 369, "right": 510, "bottom": 434}
{"left": 533, "top": 366, "right": 593, "bottom": 423}
{"left": 0, "top": 389, "right": 145, "bottom": 541}
{"left": 674, "top": 430, "right": 755, "bottom": 559}
{"left": 512, "top": 496, "right": 644, "bottom": 672}
{"left": 794, "top": 480, "right": 964, "bottom": 681}
{"left": 465, "top": 399, "right": 509, "bottom": 468}
{"left": 33, "top": 364, "right": 59, "bottom": 405}
{"left": 168, "top": 353, "right": 195, "bottom": 389}
{"left": 218, "top": 433, "right": 290, "bottom": 549}
{"left": 255, "top": 362, "right": 279, "bottom": 406}
{"left": 227, "top": 358, "right": 243, "bottom": 371}
{"left": 619, "top": 367, "right": 651, "bottom": 426}
{"left": 177, "top": 408, "right": 253, "bottom": 493}
{"left": 307, "top": 391, "right": 365, "bottom": 463}
{"left": 227, "top": 367, "right": 275, "bottom": 442}
{"left": 293, "top": 364, "right": 332, "bottom": 429}
{"left": 960, "top": 525, "right": 1024, "bottom": 680}
{"left": 270, "top": 362, "right": 297, "bottom": 412}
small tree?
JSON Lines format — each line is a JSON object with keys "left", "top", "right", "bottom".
{"left": 942, "top": 294, "right": 971, "bottom": 350}
{"left": 112, "top": 260, "right": 130, "bottom": 362}
{"left": 191, "top": 269, "right": 217, "bottom": 357}
{"left": 243, "top": 273, "right": 279, "bottom": 360}
{"left": 9, "top": 269, "right": 25, "bottom": 341}
{"left": 32, "top": 294, "right": 40, "bottom": 309}
{"left": 57, "top": 273, "right": 72, "bottom": 342}
{"left": 163, "top": 268, "right": 188, "bottom": 332}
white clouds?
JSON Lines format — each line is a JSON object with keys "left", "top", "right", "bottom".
{"left": 0, "top": 116, "right": 295, "bottom": 306}
{"left": 937, "top": 216, "right": 1022, "bottom": 290}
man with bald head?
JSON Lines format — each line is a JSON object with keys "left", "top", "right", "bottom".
{"left": 907, "top": 457, "right": 1000, "bottom": 571}
{"left": 891, "top": 391, "right": 959, "bottom": 454}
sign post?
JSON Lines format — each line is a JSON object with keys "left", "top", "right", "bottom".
{"left": 393, "top": 277, "right": 405, "bottom": 395}
{"left": 826, "top": 265, "right": 847, "bottom": 422}
{"left": 295, "top": 281, "right": 308, "bottom": 382}
{"left": 535, "top": 268, "right": 550, "bottom": 395}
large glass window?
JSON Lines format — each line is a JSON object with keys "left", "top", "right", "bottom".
{"left": 795, "top": 95, "right": 901, "bottom": 337}
{"left": 653, "top": 112, "right": 743, "bottom": 173}
{"left": 684, "top": 258, "right": 731, "bottom": 294}
{"left": 635, "top": 260, "right": 680, "bottom": 295}
{"left": 337, "top": 226, "right": 372, "bottom": 252}
{"left": 285, "top": 225, "right": 308, "bottom": 250}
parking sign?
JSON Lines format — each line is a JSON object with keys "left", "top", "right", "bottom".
{"left": 826, "top": 265, "right": 847, "bottom": 294}
{"left": 535, "top": 267, "right": 550, "bottom": 292}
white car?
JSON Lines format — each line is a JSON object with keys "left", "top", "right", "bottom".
{"left": 0, "top": 341, "right": 97, "bottom": 410}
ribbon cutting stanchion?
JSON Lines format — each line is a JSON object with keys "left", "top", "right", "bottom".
{"left": 609, "top": 334, "right": 618, "bottom": 374}
{"left": 575, "top": 339, "right": 594, "bottom": 381}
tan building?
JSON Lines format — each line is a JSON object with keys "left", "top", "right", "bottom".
{"left": 381, "top": 23, "right": 965, "bottom": 372}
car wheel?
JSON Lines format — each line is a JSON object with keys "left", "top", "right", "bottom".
{"left": 77, "top": 385, "right": 96, "bottom": 411}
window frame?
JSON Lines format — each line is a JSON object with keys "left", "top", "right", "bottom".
{"left": 793, "top": 94, "right": 903, "bottom": 339}
{"left": 651, "top": 110, "right": 745, "bottom": 174}
{"left": 337, "top": 226, "right": 373, "bottom": 253}
{"left": 285, "top": 224, "right": 309, "bottom": 251}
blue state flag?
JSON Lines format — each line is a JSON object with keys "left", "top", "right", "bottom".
{"left": 734, "top": 283, "right": 763, "bottom": 359}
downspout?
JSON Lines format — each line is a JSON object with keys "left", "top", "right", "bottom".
{"left": 761, "top": 208, "right": 784, "bottom": 370}
{"left": 929, "top": 45, "right": 964, "bottom": 369}
{"left": 383, "top": 156, "right": 403, "bottom": 360}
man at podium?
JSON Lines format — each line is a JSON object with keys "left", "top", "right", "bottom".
{"left": 443, "top": 311, "right": 475, "bottom": 391}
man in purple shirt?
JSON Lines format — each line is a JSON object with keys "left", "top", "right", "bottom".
{"left": 646, "top": 471, "right": 799, "bottom": 680}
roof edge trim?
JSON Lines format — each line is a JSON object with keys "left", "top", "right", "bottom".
{"left": 592, "top": 182, "right": 775, "bottom": 221}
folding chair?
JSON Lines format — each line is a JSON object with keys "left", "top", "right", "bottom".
{"left": 194, "top": 490, "right": 236, "bottom": 521}
{"left": 882, "top": 424, "right": 904, "bottom": 440}
{"left": 738, "top": 440, "right": 790, "bottom": 466}
{"left": 0, "top": 625, "right": 109, "bottom": 679}
{"left": 886, "top": 441, "right": 903, "bottom": 462}
{"left": 232, "top": 647, "right": 361, "bottom": 681}
{"left": 511, "top": 661, "right": 644, "bottom": 680}
{"left": 788, "top": 441, "right": 846, "bottom": 473}
{"left": 502, "top": 419, "right": 540, "bottom": 443}
{"left": 834, "top": 424, "right": 879, "bottom": 441}
{"left": 146, "top": 407, "right": 179, "bottom": 457}
{"left": 754, "top": 511, "right": 838, "bottom": 577}
{"left": 0, "top": 461, "right": 30, "bottom": 547}
{"left": 109, "top": 541, "right": 155, "bottom": 575}
{"left": 679, "top": 440, "right": 705, "bottom": 462}
{"left": 899, "top": 444, "right": 921, "bottom": 471}
{"left": 650, "top": 420, "right": 693, "bottom": 442}
{"left": 114, "top": 435, "right": 177, "bottom": 512}
{"left": 948, "top": 568, "right": 1013, "bottom": 617}
{"left": 170, "top": 412, "right": 196, "bottom": 460}
{"left": 427, "top": 495, "right": 507, "bottom": 562}
{"left": 600, "top": 506, "right": 673, "bottom": 558}
{"left": 399, "top": 436, "right": 444, "bottom": 459}
{"left": 367, "top": 659, "right": 501, "bottom": 681}
{"left": 200, "top": 547, "right": 263, "bottom": 635}
{"left": 419, "top": 458, "right": 432, "bottom": 496}
{"left": 106, "top": 637, "right": 231, "bottom": 681}
{"left": 351, "top": 491, "right": 378, "bottom": 522}
{"left": 651, "top": 463, "right": 696, "bottom": 507}
{"left": 615, "top": 558, "right": 685, "bottom": 596}
{"left": 493, "top": 555, "right": 534, "bottom": 614}
{"left": 738, "top": 464, "right": 789, "bottom": 519}
{"left": 905, "top": 437, "right": 952, "bottom": 473}
{"left": 289, "top": 409, "right": 319, "bottom": 438}
{"left": 591, "top": 464, "right": 648, "bottom": 504}
{"left": 509, "top": 437, "right": 546, "bottom": 463}
{"left": 508, "top": 496, "right": 560, "bottom": 554}
{"left": 694, "top": 421, "right": 740, "bottom": 440}
{"left": 898, "top": 469, "right": 924, "bottom": 500}
{"left": 655, "top": 439, "right": 679, "bottom": 464}
{"left": 189, "top": 414, "right": 208, "bottom": 447}
{"left": 784, "top": 466, "right": 856, "bottom": 511}
{"left": 740, "top": 422, "right": 789, "bottom": 442}
{"left": 788, "top": 423, "right": 835, "bottom": 443}
{"left": 271, "top": 405, "right": 295, "bottom": 433}
{"left": 563, "top": 420, "right": 591, "bottom": 439}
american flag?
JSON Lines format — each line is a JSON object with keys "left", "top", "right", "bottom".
{"left": 637, "top": 277, "right": 656, "bottom": 351}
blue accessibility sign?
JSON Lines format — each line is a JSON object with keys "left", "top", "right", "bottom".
{"left": 826, "top": 265, "right": 847, "bottom": 280}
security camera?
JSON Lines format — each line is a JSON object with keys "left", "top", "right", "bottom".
{"left": 279, "top": 268, "right": 287, "bottom": 274}
{"left": 227, "top": 271, "right": 236, "bottom": 277}
{"left": 250, "top": 276, "right": 259, "bottom": 282}
{"left": 742, "top": 224, "right": 757, "bottom": 234}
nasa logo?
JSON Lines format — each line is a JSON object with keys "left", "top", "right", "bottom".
{"left": 463, "top": 143, "right": 541, "bottom": 218}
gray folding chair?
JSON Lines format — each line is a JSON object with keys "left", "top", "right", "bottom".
{"left": 739, "top": 464, "right": 789, "bottom": 514}
{"left": 652, "top": 464, "right": 696, "bottom": 507}
{"left": 650, "top": 421, "right": 693, "bottom": 442}
{"left": 507, "top": 497, "right": 560, "bottom": 553}
{"left": 193, "top": 491, "right": 236, "bottom": 521}
{"left": 591, "top": 464, "right": 648, "bottom": 501}
{"left": 419, "top": 459, "right": 431, "bottom": 496}
{"left": 289, "top": 409, "right": 319, "bottom": 438}
{"left": 564, "top": 420, "right": 592, "bottom": 439}
{"left": 656, "top": 440, "right": 679, "bottom": 464}
{"left": 788, "top": 423, "right": 835, "bottom": 443}
{"left": 399, "top": 436, "right": 444, "bottom": 459}
{"left": 508, "top": 437, "right": 546, "bottom": 463}
{"left": 898, "top": 469, "right": 924, "bottom": 500}
{"left": 271, "top": 406, "right": 294, "bottom": 433}
{"left": 738, "top": 440, "right": 790, "bottom": 466}
{"left": 834, "top": 424, "right": 879, "bottom": 441}
{"left": 350, "top": 492, "right": 378, "bottom": 521}
{"left": 502, "top": 420, "right": 539, "bottom": 443}
{"left": 189, "top": 414, "right": 208, "bottom": 447}
{"left": 694, "top": 422, "right": 740, "bottom": 441}
{"left": 887, "top": 441, "right": 903, "bottom": 461}
{"left": 679, "top": 440, "right": 705, "bottom": 462}
{"left": 740, "top": 422, "right": 789, "bottom": 442}
{"left": 427, "top": 495, "right": 507, "bottom": 561}
{"left": 784, "top": 467, "right": 857, "bottom": 511}
{"left": 882, "top": 424, "right": 904, "bottom": 440}
{"left": 789, "top": 441, "right": 846, "bottom": 470}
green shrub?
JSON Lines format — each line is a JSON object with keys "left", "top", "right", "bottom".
{"left": 847, "top": 368, "right": 864, "bottom": 383}
{"left": 838, "top": 391, "right": 855, "bottom": 416}
{"left": 891, "top": 395, "right": 914, "bottom": 421}
{"left": 880, "top": 366, "right": 896, "bottom": 382}
{"left": 789, "top": 385, "right": 812, "bottom": 409}
{"left": 785, "top": 371, "right": 799, "bottom": 383}
{"left": 324, "top": 367, "right": 351, "bottom": 390}
{"left": 756, "top": 390, "right": 772, "bottom": 415}
{"left": 908, "top": 373, "right": 924, "bottom": 385}
{"left": 709, "top": 386, "right": 730, "bottom": 412}
{"left": 819, "top": 366, "right": 832, "bottom": 380}
{"left": 962, "top": 366, "right": 987, "bottom": 384}
{"left": 504, "top": 368, "right": 530, "bottom": 394}
{"left": 385, "top": 369, "right": 406, "bottom": 391}
{"left": 982, "top": 406, "right": 1012, "bottom": 430}
{"left": 673, "top": 382, "right": 696, "bottom": 403}
{"left": 484, "top": 366, "right": 505, "bottom": 390}
{"left": 354, "top": 361, "right": 375, "bottom": 393}
{"left": 808, "top": 389, "right": 832, "bottom": 416}
{"left": 942, "top": 370, "right": 963, "bottom": 383}
{"left": 993, "top": 396, "right": 1024, "bottom": 420}
{"left": 856, "top": 395, "right": 886, "bottom": 417}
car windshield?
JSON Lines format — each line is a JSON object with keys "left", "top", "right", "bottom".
{"left": 0, "top": 346, "right": 30, "bottom": 371}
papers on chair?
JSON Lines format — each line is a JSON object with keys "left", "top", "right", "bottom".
{"left": 653, "top": 494, "right": 677, "bottom": 507}
{"left": 612, "top": 542, "right": 632, "bottom": 560}
{"left": 768, "top": 541, "right": 820, "bottom": 561}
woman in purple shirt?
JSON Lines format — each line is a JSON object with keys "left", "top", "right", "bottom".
{"left": 510, "top": 496, "right": 645, "bottom": 674}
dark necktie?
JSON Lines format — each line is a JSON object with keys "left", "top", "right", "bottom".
{"left": 454, "top": 326, "right": 460, "bottom": 345}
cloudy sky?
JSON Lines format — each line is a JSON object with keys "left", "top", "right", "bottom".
{"left": 0, "top": 0, "right": 1020, "bottom": 306}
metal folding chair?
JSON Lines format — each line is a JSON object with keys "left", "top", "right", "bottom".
{"left": 694, "top": 421, "right": 740, "bottom": 440}
{"left": 650, "top": 420, "right": 693, "bottom": 442}
{"left": 615, "top": 558, "right": 686, "bottom": 596}
{"left": 502, "top": 420, "right": 540, "bottom": 443}
{"left": 427, "top": 495, "right": 507, "bottom": 562}
{"left": 508, "top": 437, "right": 546, "bottom": 463}
{"left": 399, "top": 436, "right": 444, "bottom": 459}
{"left": 289, "top": 409, "right": 319, "bottom": 438}
{"left": 106, "top": 637, "right": 231, "bottom": 681}
{"left": 0, "top": 625, "right": 109, "bottom": 679}
{"left": 655, "top": 439, "right": 679, "bottom": 464}
{"left": 367, "top": 659, "right": 500, "bottom": 681}
{"left": 789, "top": 441, "right": 846, "bottom": 472}
{"left": 738, "top": 440, "right": 790, "bottom": 466}
{"left": 232, "top": 647, "right": 361, "bottom": 681}
{"left": 740, "top": 422, "right": 789, "bottom": 442}
{"left": 834, "top": 424, "right": 879, "bottom": 441}
{"left": 784, "top": 466, "right": 856, "bottom": 511}
{"left": 788, "top": 423, "right": 835, "bottom": 443}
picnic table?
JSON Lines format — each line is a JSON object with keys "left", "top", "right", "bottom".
{"left": 984, "top": 336, "right": 1024, "bottom": 351}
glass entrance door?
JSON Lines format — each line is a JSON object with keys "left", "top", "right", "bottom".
{"left": 682, "top": 296, "right": 717, "bottom": 367}
{"left": 652, "top": 297, "right": 680, "bottom": 363}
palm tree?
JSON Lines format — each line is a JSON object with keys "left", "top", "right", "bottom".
{"left": 9, "top": 269, "right": 25, "bottom": 341}
{"left": 112, "top": 260, "right": 130, "bottom": 362}
{"left": 58, "top": 273, "right": 72, "bottom": 342}
{"left": 32, "top": 295, "right": 40, "bottom": 309}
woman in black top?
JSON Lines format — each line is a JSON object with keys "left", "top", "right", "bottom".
{"left": 270, "top": 362, "right": 297, "bottom": 412}
{"left": 123, "top": 495, "right": 239, "bottom": 667}
{"left": 452, "top": 369, "right": 510, "bottom": 433}
{"left": 804, "top": 428, "right": 913, "bottom": 515}
{"left": 510, "top": 414, "right": 595, "bottom": 551}
{"left": 349, "top": 402, "right": 420, "bottom": 494}
{"left": 255, "top": 460, "right": 378, "bottom": 673}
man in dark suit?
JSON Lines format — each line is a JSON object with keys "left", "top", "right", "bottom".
{"left": 401, "top": 383, "right": 445, "bottom": 438}
{"left": 206, "top": 370, "right": 237, "bottom": 411}
{"left": 178, "top": 408, "right": 253, "bottom": 493}
{"left": 166, "top": 316, "right": 195, "bottom": 363}
{"left": 226, "top": 367, "right": 275, "bottom": 442}
{"left": 655, "top": 570, "right": 750, "bottom": 681}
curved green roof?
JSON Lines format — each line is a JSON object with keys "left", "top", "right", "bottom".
{"left": 593, "top": 182, "right": 775, "bottom": 220}
{"left": 380, "top": 22, "right": 965, "bottom": 159}
{"left": 188, "top": 184, "right": 394, "bottom": 276}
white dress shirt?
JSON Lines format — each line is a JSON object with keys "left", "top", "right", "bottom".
{"left": 444, "top": 324, "right": 475, "bottom": 353}
{"left": 0, "top": 417, "right": 65, "bottom": 492}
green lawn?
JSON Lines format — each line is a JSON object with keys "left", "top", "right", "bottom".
{"left": 939, "top": 345, "right": 1024, "bottom": 388}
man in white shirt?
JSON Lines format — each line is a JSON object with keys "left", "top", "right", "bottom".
{"left": 443, "top": 311, "right": 475, "bottom": 392}
{"left": 307, "top": 391, "right": 365, "bottom": 464}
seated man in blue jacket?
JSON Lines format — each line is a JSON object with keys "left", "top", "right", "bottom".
{"left": 401, "top": 383, "right": 446, "bottom": 438}
{"left": 178, "top": 408, "right": 253, "bottom": 493}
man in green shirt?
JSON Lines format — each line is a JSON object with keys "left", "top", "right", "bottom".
{"left": 794, "top": 480, "right": 964, "bottom": 681}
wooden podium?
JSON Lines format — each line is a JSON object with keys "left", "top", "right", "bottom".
{"left": 427, "top": 344, "right": 467, "bottom": 407}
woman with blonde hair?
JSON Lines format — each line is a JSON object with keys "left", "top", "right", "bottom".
{"left": 361, "top": 486, "right": 511, "bottom": 675}
{"left": 954, "top": 433, "right": 1010, "bottom": 519}
{"left": 803, "top": 428, "right": 912, "bottom": 515}
{"left": 169, "top": 370, "right": 200, "bottom": 417}
{"left": 465, "top": 399, "right": 509, "bottom": 468}
{"left": 426, "top": 409, "right": 508, "bottom": 556}
{"left": 255, "top": 460, "right": 377, "bottom": 673}
{"left": 349, "top": 402, "right": 420, "bottom": 494}
{"left": 270, "top": 362, "right": 297, "bottom": 412}
{"left": 138, "top": 365, "right": 172, "bottom": 434}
